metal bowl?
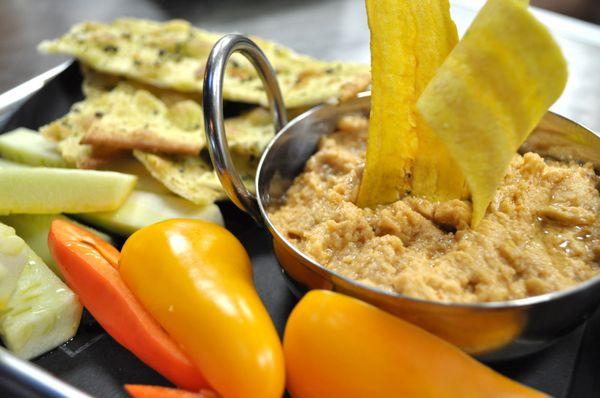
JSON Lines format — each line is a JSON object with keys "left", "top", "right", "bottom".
{"left": 203, "top": 34, "right": 600, "bottom": 361}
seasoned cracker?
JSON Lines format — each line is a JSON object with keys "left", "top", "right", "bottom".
{"left": 224, "top": 108, "right": 274, "bottom": 156}
{"left": 44, "top": 74, "right": 275, "bottom": 166}
{"left": 53, "top": 135, "right": 126, "bottom": 169}
{"left": 80, "top": 85, "right": 204, "bottom": 155}
{"left": 134, "top": 150, "right": 256, "bottom": 205}
{"left": 40, "top": 18, "right": 370, "bottom": 108}
{"left": 40, "top": 97, "right": 126, "bottom": 168}
{"left": 43, "top": 81, "right": 204, "bottom": 159}
{"left": 81, "top": 65, "right": 196, "bottom": 105}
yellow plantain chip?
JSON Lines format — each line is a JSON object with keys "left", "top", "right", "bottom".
{"left": 417, "top": 0, "right": 567, "bottom": 226}
{"left": 133, "top": 150, "right": 256, "bottom": 205}
{"left": 39, "top": 18, "right": 370, "bottom": 108}
{"left": 357, "top": 0, "right": 467, "bottom": 208}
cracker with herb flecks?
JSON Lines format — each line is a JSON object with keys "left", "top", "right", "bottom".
{"left": 81, "top": 65, "right": 196, "bottom": 105}
{"left": 40, "top": 95, "right": 128, "bottom": 169}
{"left": 79, "top": 83, "right": 205, "bottom": 155}
{"left": 40, "top": 81, "right": 204, "bottom": 169}
{"left": 53, "top": 134, "right": 127, "bottom": 169}
{"left": 45, "top": 72, "right": 275, "bottom": 161}
{"left": 223, "top": 108, "right": 274, "bottom": 156}
{"left": 39, "top": 18, "right": 370, "bottom": 108}
{"left": 134, "top": 150, "right": 256, "bottom": 205}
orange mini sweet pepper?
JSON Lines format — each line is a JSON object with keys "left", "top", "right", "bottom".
{"left": 284, "top": 290, "right": 548, "bottom": 398}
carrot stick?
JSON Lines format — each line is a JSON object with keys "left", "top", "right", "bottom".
{"left": 125, "top": 385, "right": 219, "bottom": 398}
{"left": 51, "top": 218, "right": 121, "bottom": 268}
{"left": 48, "top": 219, "right": 208, "bottom": 391}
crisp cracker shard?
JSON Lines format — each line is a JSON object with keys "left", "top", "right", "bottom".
{"left": 40, "top": 81, "right": 200, "bottom": 167}
{"left": 357, "top": 0, "right": 467, "bottom": 208}
{"left": 134, "top": 150, "right": 256, "bottom": 206}
{"left": 39, "top": 18, "right": 370, "bottom": 108}
{"left": 224, "top": 108, "right": 275, "bottom": 156}
{"left": 80, "top": 84, "right": 204, "bottom": 155}
{"left": 417, "top": 0, "right": 567, "bottom": 226}
{"left": 43, "top": 70, "right": 275, "bottom": 161}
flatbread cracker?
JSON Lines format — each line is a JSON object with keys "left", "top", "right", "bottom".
{"left": 39, "top": 100, "right": 126, "bottom": 168}
{"left": 59, "top": 136, "right": 127, "bottom": 169}
{"left": 81, "top": 65, "right": 196, "bottom": 105}
{"left": 134, "top": 150, "right": 256, "bottom": 205}
{"left": 39, "top": 18, "right": 370, "bottom": 108}
{"left": 43, "top": 81, "right": 205, "bottom": 160}
{"left": 80, "top": 84, "right": 204, "bottom": 155}
{"left": 225, "top": 108, "right": 274, "bottom": 156}
{"left": 83, "top": 66, "right": 275, "bottom": 155}
{"left": 44, "top": 73, "right": 275, "bottom": 165}
{"left": 81, "top": 87, "right": 274, "bottom": 156}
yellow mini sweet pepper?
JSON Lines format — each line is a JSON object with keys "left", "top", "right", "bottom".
{"left": 119, "top": 219, "right": 284, "bottom": 398}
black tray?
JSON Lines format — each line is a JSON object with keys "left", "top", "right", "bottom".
{"left": 0, "top": 62, "right": 598, "bottom": 398}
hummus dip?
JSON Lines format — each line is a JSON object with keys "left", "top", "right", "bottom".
{"left": 268, "top": 115, "right": 600, "bottom": 303}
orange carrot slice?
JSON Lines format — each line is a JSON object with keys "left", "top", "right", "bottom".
{"left": 125, "top": 385, "right": 219, "bottom": 398}
{"left": 48, "top": 219, "right": 208, "bottom": 391}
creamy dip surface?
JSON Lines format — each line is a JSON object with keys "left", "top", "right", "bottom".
{"left": 268, "top": 115, "right": 600, "bottom": 303}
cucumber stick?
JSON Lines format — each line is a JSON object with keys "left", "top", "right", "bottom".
{"left": 102, "top": 158, "right": 172, "bottom": 195}
{"left": 0, "top": 158, "right": 25, "bottom": 168}
{"left": 0, "top": 128, "right": 67, "bottom": 168}
{"left": 74, "top": 190, "right": 224, "bottom": 236}
{"left": 0, "top": 214, "right": 114, "bottom": 278}
{"left": 0, "top": 224, "right": 28, "bottom": 308}
{"left": 0, "top": 248, "right": 82, "bottom": 359}
{"left": 0, "top": 167, "right": 136, "bottom": 215}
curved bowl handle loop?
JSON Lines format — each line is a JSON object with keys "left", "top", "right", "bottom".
{"left": 203, "top": 34, "right": 288, "bottom": 224}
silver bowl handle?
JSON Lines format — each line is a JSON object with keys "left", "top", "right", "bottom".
{"left": 203, "top": 34, "right": 288, "bottom": 223}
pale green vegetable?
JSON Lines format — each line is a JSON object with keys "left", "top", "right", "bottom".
{"left": 74, "top": 190, "right": 224, "bottom": 236}
{"left": 0, "top": 248, "right": 82, "bottom": 359}
{"left": 101, "top": 158, "right": 171, "bottom": 195}
{"left": 0, "top": 158, "right": 25, "bottom": 168}
{"left": 0, "top": 224, "right": 28, "bottom": 308}
{"left": 0, "top": 128, "right": 67, "bottom": 168}
{"left": 0, "top": 214, "right": 114, "bottom": 277}
{"left": 0, "top": 167, "right": 136, "bottom": 215}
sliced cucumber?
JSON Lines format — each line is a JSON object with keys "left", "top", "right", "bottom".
{"left": 101, "top": 158, "right": 171, "bottom": 195}
{"left": 0, "top": 167, "right": 137, "bottom": 215}
{"left": 0, "top": 224, "right": 28, "bottom": 308}
{"left": 0, "top": 214, "right": 115, "bottom": 278}
{"left": 0, "top": 128, "right": 67, "bottom": 168}
{"left": 0, "top": 248, "right": 82, "bottom": 359}
{"left": 74, "top": 190, "right": 224, "bottom": 236}
{"left": 0, "top": 158, "right": 26, "bottom": 168}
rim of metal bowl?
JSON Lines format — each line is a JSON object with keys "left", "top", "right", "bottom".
{"left": 255, "top": 96, "right": 600, "bottom": 311}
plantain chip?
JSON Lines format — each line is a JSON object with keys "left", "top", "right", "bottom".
{"left": 356, "top": 0, "right": 467, "bottom": 208}
{"left": 417, "top": 0, "right": 567, "bottom": 226}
